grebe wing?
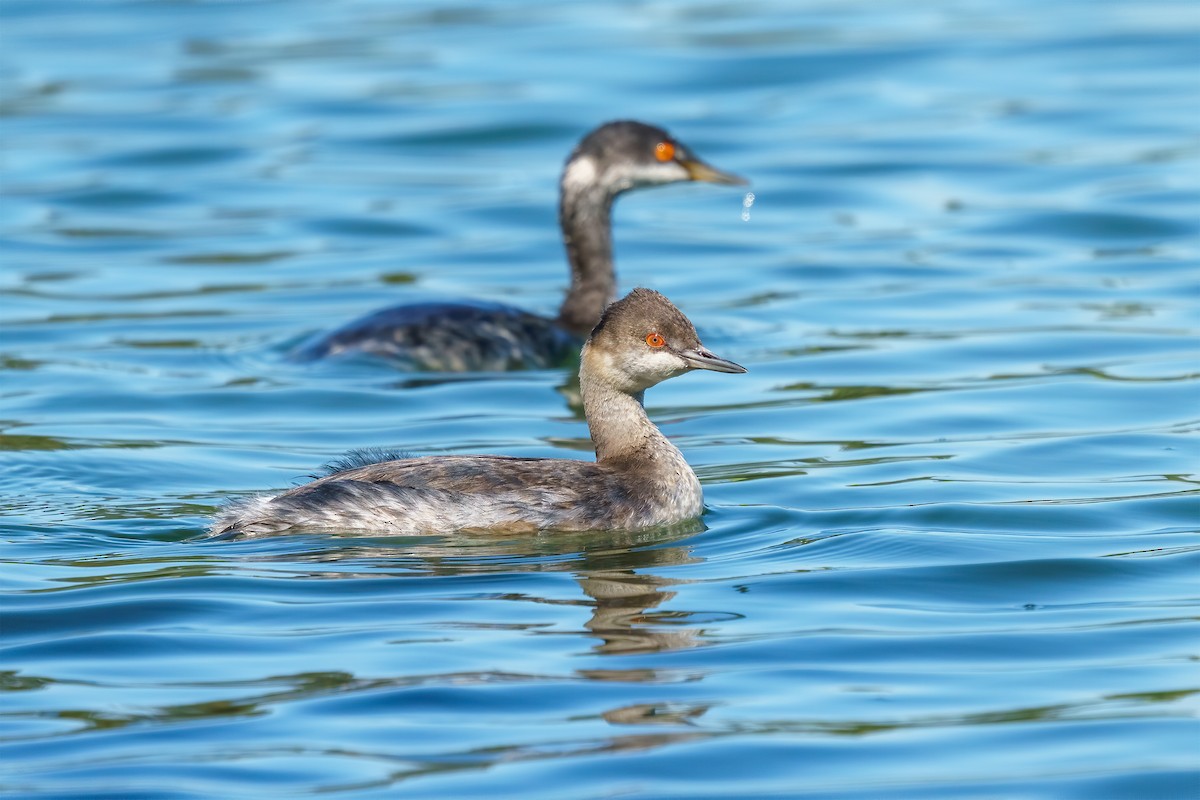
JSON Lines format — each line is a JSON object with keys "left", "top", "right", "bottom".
{"left": 213, "top": 457, "right": 636, "bottom": 536}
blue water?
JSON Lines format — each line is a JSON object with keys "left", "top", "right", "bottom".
{"left": 3, "top": 0, "right": 1198, "bottom": 797}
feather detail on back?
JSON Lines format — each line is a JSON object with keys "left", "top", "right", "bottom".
{"left": 313, "top": 448, "right": 417, "bottom": 479}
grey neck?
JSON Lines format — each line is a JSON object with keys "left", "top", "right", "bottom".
{"left": 556, "top": 181, "right": 617, "bottom": 338}
{"left": 580, "top": 348, "right": 682, "bottom": 466}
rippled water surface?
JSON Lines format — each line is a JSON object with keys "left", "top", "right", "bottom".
{"left": 3, "top": 0, "right": 1199, "bottom": 797}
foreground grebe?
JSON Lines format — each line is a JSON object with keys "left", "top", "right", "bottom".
{"left": 213, "top": 289, "right": 746, "bottom": 536}
{"left": 291, "top": 121, "right": 745, "bottom": 371}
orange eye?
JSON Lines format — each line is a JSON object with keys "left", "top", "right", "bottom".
{"left": 654, "top": 141, "right": 676, "bottom": 162}
{"left": 645, "top": 332, "right": 666, "bottom": 348}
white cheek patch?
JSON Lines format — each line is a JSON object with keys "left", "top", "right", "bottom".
{"left": 637, "top": 348, "right": 690, "bottom": 382}
{"left": 588, "top": 340, "right": 689, "bottom": 393}
{"left": 562, "top": 155, "right": 598, "bottom": 192}
{"left": 603, "top": 159, "right": 691, "bottom": 193}
{"left": 578, "top": 159, "right": 691, "bottom": 195}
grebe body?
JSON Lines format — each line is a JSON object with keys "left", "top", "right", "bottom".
{"left": 293, "top": 121, "right": 744, "bottom": 371}
{"left": 215, "top": 289, "right": 746, "bottom": 536}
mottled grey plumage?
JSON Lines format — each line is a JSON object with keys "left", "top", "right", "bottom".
{"left": 293, "top": 121, "right": 745, "bottom": 371}
{"left": 212, "top": 288, "right": 747, "bottom": 537}
{"left": 291, "top": 302, "right": 578, "bottom": 370}
{"left": 314, "top": 448, "right": 415, "bottom": 478}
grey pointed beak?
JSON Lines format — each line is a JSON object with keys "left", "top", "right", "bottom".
{"left": 680, "top": 346, "right": 747, "bottom": 374}
{"left": 681, "top": 157, "right": 748, "bottom": 186}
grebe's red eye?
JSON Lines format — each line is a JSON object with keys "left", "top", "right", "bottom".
{"left": 645, "top": 332, "right": 666, "bottom": 348}
{"left": 654, "top": 141, "right": 675, "bottom": 162}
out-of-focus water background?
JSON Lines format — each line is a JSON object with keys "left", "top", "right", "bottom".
{"left": 2, "top": 0, "right": 1198, "bottom": 797}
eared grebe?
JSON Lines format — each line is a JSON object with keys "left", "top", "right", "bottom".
{"left": 213, "top": 288, "right": 746, "bottom": 536}
{"left": 290, "top": 121, "right": 745, "bottom": 371}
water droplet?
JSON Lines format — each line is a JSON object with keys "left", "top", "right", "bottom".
{"left": 741, "top": 191, "right": 755, "bottom": 222}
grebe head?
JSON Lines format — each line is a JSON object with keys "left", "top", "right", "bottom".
{"left": 584, "top": 288, "right": 746, "bottom": 394}
{"left": 564, "top": 120, "right": 747, "bottom": 198}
